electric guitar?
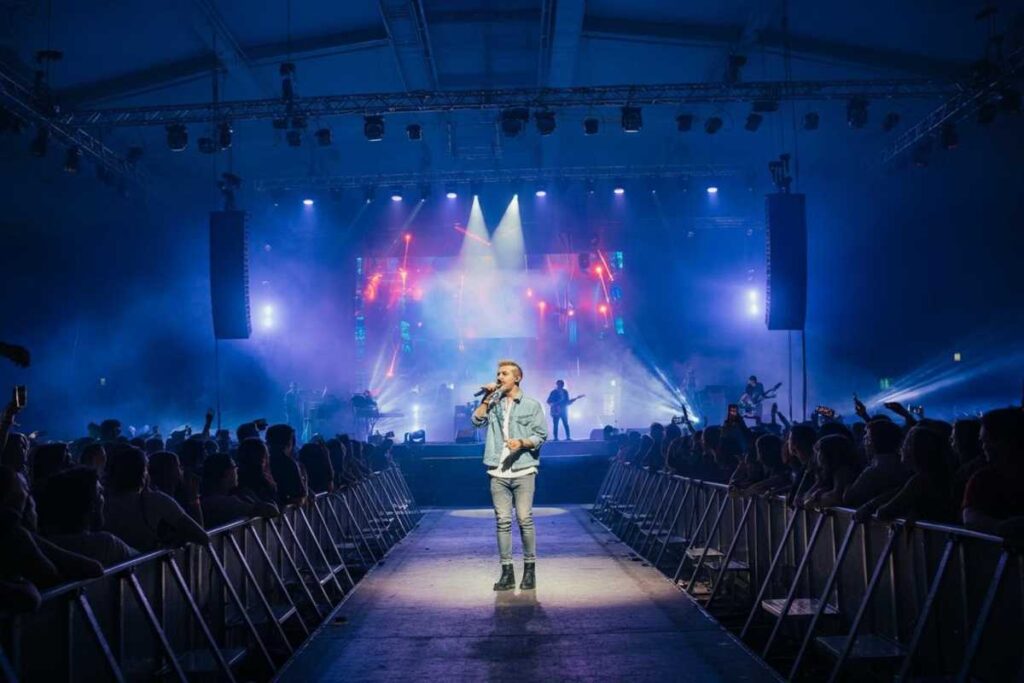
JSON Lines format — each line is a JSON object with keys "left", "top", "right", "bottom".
{"left": 740, "top": 382, "right": 781, "bottom": 416}
{"left": 550, "top": 394, "right": 585, "bottom": 418}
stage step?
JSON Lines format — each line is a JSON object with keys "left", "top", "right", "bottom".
{"left": 761, "top": 598, "right": 839, "bottom": 618}
{"left": 815, "top": 634, "right": 906, "bottom": 661}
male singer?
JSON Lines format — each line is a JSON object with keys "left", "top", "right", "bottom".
{"left": 472, "top": 359, "right": 547, "bottom": 591}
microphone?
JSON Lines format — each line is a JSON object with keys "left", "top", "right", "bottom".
{"left": 474, "top": 385, "right": 504, "bottom": 399}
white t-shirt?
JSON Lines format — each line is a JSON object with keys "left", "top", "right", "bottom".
{"left": 488, "top": 396, "right": 539, "bottom": 479}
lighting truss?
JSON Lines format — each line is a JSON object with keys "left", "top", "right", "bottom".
{"left": 253, "top": 163, "right": 743, "bottom": 193}
{"left": 59, "top": 79, "right": 956, "bottom": 127}
{"left": 882, "top": 45, "right": 1024, "bottom": 164}
{"left": 0, "top": 64, "right": 143, "bottom": 185}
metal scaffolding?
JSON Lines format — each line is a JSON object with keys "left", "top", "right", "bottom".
{"left": 252, "top": 163, "right": 743, "bottom": 193}
{"left": 0, "top": 64, "right": 144, "bottom": 185}
{"left": 883, "top": 46, "right": 1024, "bottom": 163}
{"left": 59, "top": 78, "right": 959, "bottom": 127}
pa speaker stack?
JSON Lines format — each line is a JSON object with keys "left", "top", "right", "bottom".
{"left": 209, "top": 210, "right": 251, "bottom": 339}
{"left": 765, "top": 193, "right": 807, "bottom": 331}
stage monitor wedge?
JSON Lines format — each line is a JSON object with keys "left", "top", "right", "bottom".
{"left": 209, "top": 210, "right": 251, "bottom": 339}
{"left": 765, "top": 193, "right": 807, "bottom": 331}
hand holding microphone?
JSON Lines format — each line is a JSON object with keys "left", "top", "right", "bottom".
{"left": 476, "top": 382, "right": 502, "bottom": 404}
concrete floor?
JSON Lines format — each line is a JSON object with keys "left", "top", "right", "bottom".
{"left": 279, "top": 506, "right": 779, "bottom": 682}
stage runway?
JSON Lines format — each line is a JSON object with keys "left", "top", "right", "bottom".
{"left": 279, "top": 505, "right": 778, "bottom": 682}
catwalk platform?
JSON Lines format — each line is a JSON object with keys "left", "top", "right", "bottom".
{"left": 278, "top": 506, "right": 779, "bottom": 682}
{"left": 394, "top": 439, "right": 616, "bottom": 506}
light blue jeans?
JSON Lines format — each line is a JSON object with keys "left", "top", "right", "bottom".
{"left": 489, "top": 473, "right": 537, "bottom": 565}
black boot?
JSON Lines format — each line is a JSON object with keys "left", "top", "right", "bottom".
{"left": 493, "top": 564, "right": 515, "bottom": 591}
{"left": 520, "top": 562, "right": 536, "bottom": 590}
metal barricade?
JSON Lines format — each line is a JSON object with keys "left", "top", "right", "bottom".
{"left": 0, "top": 465, "right": 419, "bottom": 683}
{"left": 591, "top": 465, "right": 1023, "bottom": 681}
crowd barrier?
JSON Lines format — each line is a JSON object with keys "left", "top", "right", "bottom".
{"left": 0, "top": 466, "right": 420, "bottom": 683}
{"left": 593, "top": 462, "right": 1022, "bottom": 681}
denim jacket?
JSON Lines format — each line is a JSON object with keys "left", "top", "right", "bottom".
{"left": 472, "top": 391, "right": 548, "bottom": 470}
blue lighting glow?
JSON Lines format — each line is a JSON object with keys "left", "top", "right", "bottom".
{"left": 613, "top": 187, "right": 625, "bottom": 195}
{"left": 446, "top": 191, "right": 458, "bottom": 199}
{"left": 391, "top": 194, "right": 403, "bottom": 202}
{"left": 302, "top": 198, "right": 314, "bottom": 206}
{"left": 535, "top": 190, "right": 547, "bottom": 197}
{"left": 706, "top": 186, "right": 718, "bottom": 194}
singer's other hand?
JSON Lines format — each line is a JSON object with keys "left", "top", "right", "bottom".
{"left": 481, "top": 382, "right": 498, "bottom": 395}
{"left": 505, "top": 438, "right": 523, "bottom": 451}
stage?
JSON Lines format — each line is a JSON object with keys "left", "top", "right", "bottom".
{"left": 278, "top": 506, "right": 779, "bottom": 682}
{"left": 393, "top": 439, "right": 617, "bottom": 507}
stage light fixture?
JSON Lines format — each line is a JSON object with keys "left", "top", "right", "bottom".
{"left": 535, "top": 185, "right": 547, "bottom": 198}
{"left": 406, "top": 123, "right": 423, "bottom": 140}
{"left": 198, "top": 136, "right": 217, "bottom": 154}
{"left": 882, "top": 112, "right": 901, "bottom": 132}
{"left": 390, "top": 192, "right": 403, "bottom": 202}
{"left": 585, "top": 178, "right": 596, "bottom": 194}
{"left": 418, "top": 183, "right": 431, "bottom": 200}
{"left": 279, "top": 61, "right": 296, "bottom": 100}
{"left": 500, "top": 108, "right": 529, "bottom": 137}
{"left": 29, "top": 126, "right": 48, "bottom": 157}
{"left": 286, "top": 130, "right": 302, "bottom": 147}
{"left": 470, "top": 180, "right": 483, "bottom": 197}
{"left": 535, "top": 110, "right": 556, "bottom": 135}
{"left": 583, "top": 117, "right": 600, "bottom": 135}
{"left": 706, "top": 186, "right": 719, "bottom": 194}
{"left": 364, "top": 115, "right": 385, "bottom": 141}
{"left": 940, "top": 122, "right": 958, "bottom": 149}
{"left": 165, "top": 124, "right": 188, "bottom": 151}
{"left": 846, "top": 98, "right": 869, "bottom": 129}
{"left": 217, "top": 121, "right": 232, "bottom": 150}
{"left": 803, "top": 112, "right": 819, "bottom": 130}
{"left": 314, "top": 128, "right": 332, "bottom": 146}
{"left": 364, "top": 186, "right": 376, "bottom": 203}
{"left": 302, "top": 198, "right": 314, "bottom": 206}
{"left": 612, "top": 180, "right": 625, "bottom": 195}
{"left": 745, "top": 113, "right": 763, "bottom": 131}
{"left": 726, "top": 54, "right": 747, "bottom": 83}
{"left": 63, "top": 146, "right": 80, "bottom": 173}
{"left": 676, "top": 113, "right": 694, "bottom": 132}
{"left": 620, "top": 106, "right": 642, "bottom": 133}
{"left": 445, "top": 183, "right": 458, "bottom": 199}
{"left": 704, "top": 116, "right": 722, "bottom": 134}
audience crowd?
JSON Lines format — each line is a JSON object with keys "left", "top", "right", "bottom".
{"left": 611, "top": 399, "right": 1024, "bottom": 542}
{"left": 0, "top": 388, "right": 391, "bottom": 614}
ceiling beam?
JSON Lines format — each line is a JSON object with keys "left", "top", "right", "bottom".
{"left": 379, "top": 0, "right": 439, "bottom": 90}
{"left": 582, "top": 15, "right": 969, "bottom": 79}
{"left": 186, "top": 0, "right": 274, "bottom": 98}
{"left": 59, "top": 78, "right": 958, "bottom": 127}
{"left": 538, "top": 0, "right": 585, "bottom": 87}
{"left": 58, "top": 26, "right": 389, "bottom": 106}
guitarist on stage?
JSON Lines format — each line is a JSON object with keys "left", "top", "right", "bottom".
{"left": 739, "top": 375, "right": 780, "bottom": 424}
{"left": 546, "top": 380, "right": 581, "bottom": 441}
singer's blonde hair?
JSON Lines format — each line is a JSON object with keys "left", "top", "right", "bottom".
{"left": 497, "top": 359, "right": 523, "bottom": 385}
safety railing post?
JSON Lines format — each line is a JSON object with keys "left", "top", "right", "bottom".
{"left": 788, "top": 517, "right": 860, "bottom": 679}
{"left": 705, "top": 497, "right": 755, "bottom": 609}
{"left": 826, "top": 526, "right": 900, "bottom": 683}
